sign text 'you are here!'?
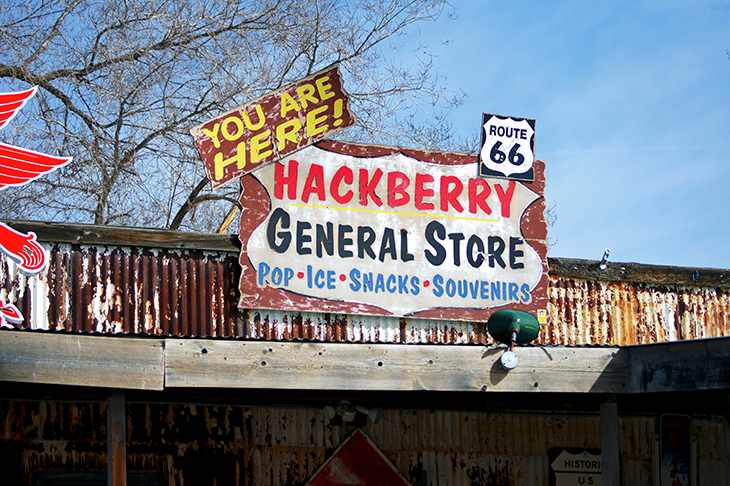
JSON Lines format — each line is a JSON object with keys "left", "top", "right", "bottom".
{"left": 191, "top": 66, "right": 355, "bottom": 189}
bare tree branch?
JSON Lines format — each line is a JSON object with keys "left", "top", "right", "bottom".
{"left": 169, "top": 176, "right": 210, "bottom": 230}
{"left": 21, "top": 0, "right": 83, "bottom": 68}
{"left": 0, "top": 0, "right": 464, "bottom": 232}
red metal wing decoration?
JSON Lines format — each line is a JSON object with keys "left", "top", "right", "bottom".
{"left": 0, "top": 221, "right": 46, "bottom": 274}
{"left": 0, "top": 87, "right": 37, "bottom": 130}
{"left": 0, "top": 86, "right": 73, "bottom": 325}
{"left": 0, "top": 142, "right": 72, "bottom": 190}
{"left": 0, "top": 87, "right": 72, "bottom": 190}
{"left": 0, "top": 299, "right": 23, "bottom": 328}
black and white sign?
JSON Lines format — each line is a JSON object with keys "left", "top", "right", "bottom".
{"left": 549, "top": 448, "right": 602, "bottom": 486}
{"left": 479, "top": 113, "right": 535, "bottom": 181}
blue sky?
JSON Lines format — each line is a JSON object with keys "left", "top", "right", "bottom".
{"left": 413, "top": 0, "right": 730, "bottom": 269}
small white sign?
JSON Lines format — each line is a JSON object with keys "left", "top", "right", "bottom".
{"left": 479, "top": 113, "right": 535, "bottom": 181}
{"left": 550, "top": 449, "right": 602, "bottom": 486}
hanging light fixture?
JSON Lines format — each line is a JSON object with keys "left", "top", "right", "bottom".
{"left": 356, "top": 405, "right": 384, "bottom": 424}
{"left": 487, "top": 309, "right": 540, "bottom": 370}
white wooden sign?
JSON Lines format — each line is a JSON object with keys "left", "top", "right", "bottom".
{"left": 237, "top": 141, "right": 550, "bottom": 323}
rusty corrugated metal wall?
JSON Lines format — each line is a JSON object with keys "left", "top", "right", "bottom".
{"left": 0, "top": 400, "right": 249, "bottom": 486}
{"left": 1, "top": 234, "right": 729, "bottom": 345}
{"left": 2, "top": 400, "right": 728, "bottom": 486}
{"left": 229, "top": 406, "right": 730, "bottom": 486}
{"left": 546, "top": 277, "right": 730, "bottom": 345}
{"left": 1, "top": 243, "right": 245, "bottom": 337}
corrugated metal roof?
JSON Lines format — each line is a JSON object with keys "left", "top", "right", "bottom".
{"left": 1, "top": 222, "right": 729, "bottom": 346}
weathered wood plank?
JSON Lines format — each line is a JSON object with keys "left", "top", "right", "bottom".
{"left": 601, "top": 400, "right": 620, "bottom": 486}
{"left": 0, "top": 331, "right": 164, "bottom": 390}
{"left": 550, "top": 257, "right": 730, "bottom": 288}
{"left": 107, "top": 390, "right": 127, "bottom": 486}
{"left": 165, "top": 340, "right": 628, "bottom": 393}
{"left": 627, "top": 337, "right": 730, "bottom": 393}
{"left": 9, "top": 331, "right": 726, "bottom": 395}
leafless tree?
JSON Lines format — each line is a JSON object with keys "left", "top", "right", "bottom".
{"left": 0, "top": 0, "right": 463, "bottom": 232}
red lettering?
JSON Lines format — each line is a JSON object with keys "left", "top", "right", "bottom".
{"left": 415, "top": 173, "right": 435, "bottom": 210}
{"left": 440, "top": 176, "right": 463, "bottom": 213}
{"left": 302, "top": 163, "right": 326, "bottom": 203}
{"left": 274, "top": 160, "right": 298, "bottom": 200}
{"left": 359, "top": 168, "right": 383, "bottom": 207}
{"left": 330, "top": 166, "right": 354, "bottom": 204}
{"left": 468, "top": 178, "right": 492, "bottom": 215}
{"left": 388, "top": 171, "right": 410, "bottom": 208}
{"left": 495, "top": 180, "right": 516, "bottom": 218}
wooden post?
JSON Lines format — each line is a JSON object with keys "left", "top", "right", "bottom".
{"left": 601, "top": 398, "right": 620, "bottom": 486}
{"left": 107, "top": 389, "right": 126, "bottom": 486}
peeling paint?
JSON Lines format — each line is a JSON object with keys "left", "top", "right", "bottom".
{"left": 0, "top": 244, "right": 244, "bottom": 336}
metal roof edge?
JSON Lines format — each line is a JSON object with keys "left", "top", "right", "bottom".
{"left": 548, "top": 256, "right": 730, "bottom": 288}
{"left": 6, "top": 220, "right": 730, "bottom": 287}
{"left": 5, "top": 220, "right": 240, "bottom": 252}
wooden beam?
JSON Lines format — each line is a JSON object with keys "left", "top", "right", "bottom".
{"left": 0, "top": 331, "right": 164, "bottom": 390}
{"left": 627, "top": 337, "right": 730, "bottom": 393}
{"left": 549, "top": 257, "right": 730, "bottom": 289}
{"left": 600, "top": 399, "right": 620, "bottom": 486}
{"left": 165, "top": 340, "right": 629, "bottom": 393}
{"left": 5, "top": 220, "right": 240, "bottom": 252}
{"left": 107, "top": 389, "right": 126, "bottom": 486}
{"left": 2, "top": 331, "right": 727, "bottom": 395}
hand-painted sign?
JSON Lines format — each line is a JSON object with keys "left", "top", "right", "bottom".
{"left": 549, "top": 448, "right": 602, "bottom": 486}
{"left": 191, "top": 66, "right": 355, "bottom": 189}
{"left": 0, "top": 87, "right": 72, "bottom": 327}
{"left": 479, "top": 113, "right": 536, "bottom": 182}
{"left": 238, "top": 141, "right": 548, "bottom": 322}
{"left": 306, "top": 429, "right": 410, "bottom": 486}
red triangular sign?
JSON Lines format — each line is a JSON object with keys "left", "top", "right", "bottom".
{"left": 306, "top": 429, "right": 411, "bottom": 486}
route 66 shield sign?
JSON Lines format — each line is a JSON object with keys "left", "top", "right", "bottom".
{"left": 479, "top": 113, "right": 535, "bottom": 181}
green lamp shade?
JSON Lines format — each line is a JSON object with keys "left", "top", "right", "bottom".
{"left": 487, "top": 310, "right": 540, "bottom": 344}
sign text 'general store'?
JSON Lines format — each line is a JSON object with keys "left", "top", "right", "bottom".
{"left": 238, "top": 143, "right": 548, "bottom": 322}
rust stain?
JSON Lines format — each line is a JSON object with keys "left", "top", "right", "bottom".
{"left": 1, "top": 241, "right": 728, "bottom": 345}
{"left": 1, "top": 400, "right": 250, "bottom": 486}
